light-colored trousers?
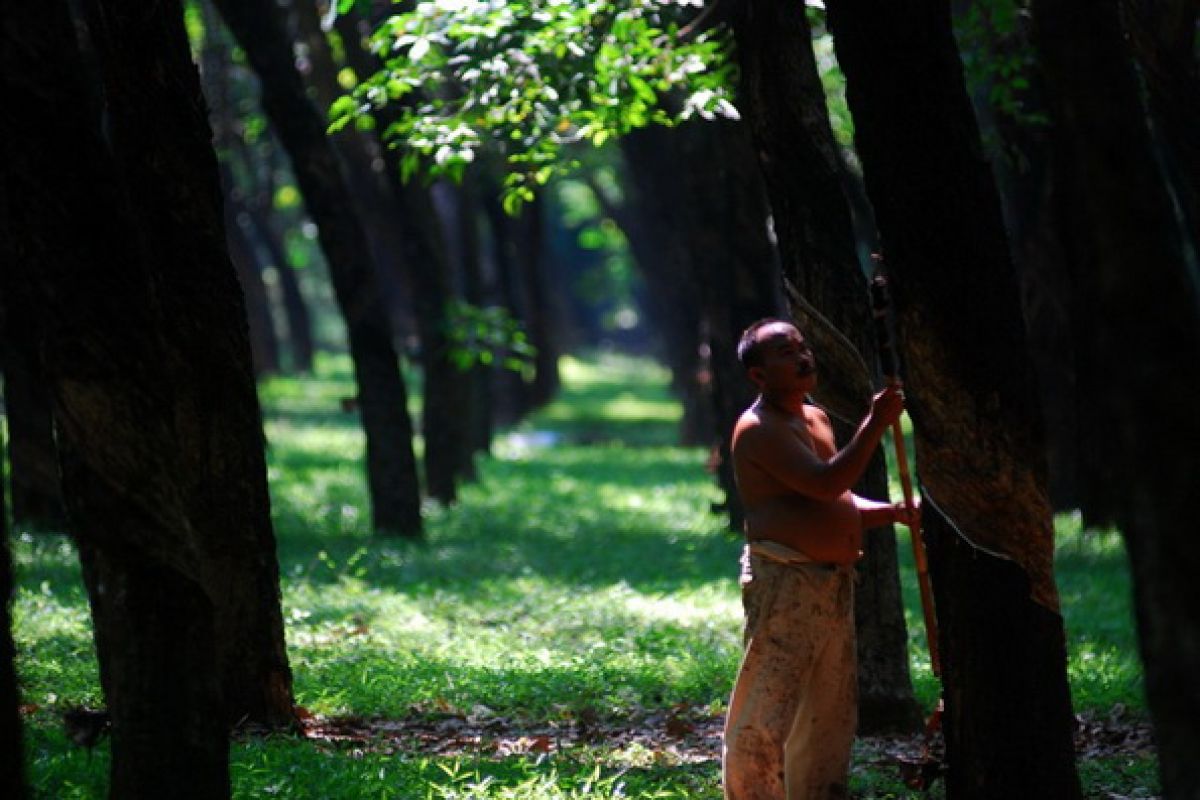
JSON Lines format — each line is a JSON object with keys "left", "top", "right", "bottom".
{"left": 722, "top": 544, "right": 857, "bottom": 800}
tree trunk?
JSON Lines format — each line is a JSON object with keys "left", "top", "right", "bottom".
{"left": 1, "top": 315, "right": 66, "bottom": 529}
{"left": 212, "top": 0, "right": 424, "bottom": 535}
{"left": 620, "top": 120, "right": 784, "bottom": 531}
{"left": 482, "top": 186, "right": 539, "bottom": 425}
{"left": 225, "top": 193, "right": 283, "bottom": 377}
{"left": 432, "top": 178, "right": 493, "bottom": 472}
{"left": 316, "top": 4, "right": 469, "bottom": 504}
{"left": 1031, "top": 2, "right": 1200, "bottom": 795}
{"left": 823, "top": 0, "right": 1082, "bottom": 794}
{"left": 0, "top": 1, "right": 233, "bottom": 793}
{"left": 591, "top": 153, "right": 710, "bottom": 447}
{"left": 512, "top": 195, "right": 560, "bottom": 408}
{"left": 78, "top": 0, "right": 296, "bottom": 729}
{"left": 0, "top": 419, "right": 25, "bottom": 797}
{"left": 731, "top": 1, "right": 920, "bottom": 732}
{"left": 245, "top": 203, "right": 316, "bottom": 374}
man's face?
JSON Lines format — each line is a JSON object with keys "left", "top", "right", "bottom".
{"left": 749, "top": 322, "right": 817, "bottom": 394}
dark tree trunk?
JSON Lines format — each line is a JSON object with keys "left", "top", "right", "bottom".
{"left": 621, "top": 120, "right": 784, "bottom": 531}
{"left": 592, "top": 153, "right": 710, "bottom": 447}
{"left": 1124, "top": 0, "right": 1200, "bottom": 252}
{"left": 432, "top": 178, "right": 493, "bottom": 472}
{"left": 1, "top": 315, "right": 66, "bottom": 529}
{"left": 201, "top": 26, "right": 282, "bottom": 379}
{"left": 244, "top": 203, "right": 316, "bottom": 374}
{"left": 951, "top": 4, "right": 1082, "bottom": 510}
{"left": 482, "top": 187, "right": 538, "bottom": 425}
{"left": 319, "top": 5, "right": 469, "bottom": 504}
{"left": 1031, "top": 2, "right": 1200, "bottom": 795}
{"left": 0, "top": 422, "right": 25, "bottom": 798}
{"left": 0, "top": 1, "right": 233, "bottom": 794}
{"left": 823, "top": 0, "right": 1082, "bottom": 794}
{"left": 213, "top": 0, "right": 424, "bottom": 535}
{"left": 79, "top": 0, "right": 295, "bottom": 730}
{"left": 512, "top": 196, "right": 560, "bottom": 408}
{"left": 731, "top": 1, "right": 920, "bottom": 732}
{"left": 225, "top": 195, "right": 283, "bottom": 377}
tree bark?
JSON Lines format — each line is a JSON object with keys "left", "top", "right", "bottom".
{"left": 319, "top": 4, "right": 470, "bottom": 504}
{"left": 212, "top": 0, "right": 424, "bottom": 534}
{"left": 731, "top": 1, "right": 920, "bottom": 733}
{"left": 591, "top": 154, "right": 710, "bottom": 447}
{"left": 1, "top": 314, "right": 67, "bottom": 529}
{"left": 1, "top": 1, "right": 233, "bottom": 794}
{"left": 620, "top": 120, "right": 784, "bottom": 531}
{"left": 78, "top": 0, "right": 296, "bottom": 730}
{"left": 244, "top": 200, "right": 317, "bottom": 374}
{"left": 823, "top": 0, "right": 1082, "bottom": 794}
{"left": 1031, "top": 2, "right": 1200, "bottom": 795}
{"left": 0, "top": 409, "right": 25, "bottom": 798}
{"left": 225, "top": 193, "right": 284, "bottom": 377}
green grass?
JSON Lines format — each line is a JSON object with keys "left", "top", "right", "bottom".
{"left": 11, "top": 352, "right": 1157, "bottom": 797}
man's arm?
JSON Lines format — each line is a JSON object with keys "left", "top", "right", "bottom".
{"left": 742, "top": 386, "right": 904, "bottom": 502}
{"left": 856, "top": 495, "right": 921, "bottom": 529}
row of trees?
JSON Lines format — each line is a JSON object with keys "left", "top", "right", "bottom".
{"left": 2, "top": 0, "right": 1197, "bottom": 797}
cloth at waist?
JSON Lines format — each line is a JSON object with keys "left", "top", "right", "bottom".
{"left": 747, "top": 539, "right": 839, "bottom": 570}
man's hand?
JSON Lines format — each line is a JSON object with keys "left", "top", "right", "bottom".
{"left": 892, "top": 497, "right": 921, "bottom": 529}
{"left": 868, "top": 384, "right": 906, "bottom": 430}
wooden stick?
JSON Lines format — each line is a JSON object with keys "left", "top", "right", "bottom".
{"left": 870, "top": 271, "right": 941, "bottom": 678}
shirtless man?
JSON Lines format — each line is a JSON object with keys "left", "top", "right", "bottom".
{"left": 722, "top": 318, "right": 917, "bottom": 800}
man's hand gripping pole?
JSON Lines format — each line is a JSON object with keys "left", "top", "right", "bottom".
{"left": 869, "top": 271, "right": 941, "bottom": 678}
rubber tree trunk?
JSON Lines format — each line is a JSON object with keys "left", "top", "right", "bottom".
{"left": 201, "top": 27, "right": 282, "bottom": 378}
{"left": 431, "top": 178, "right": 493, "bottom": 473}
{"left": 620, "top": 121, "right": 784, "bottom": 531}
{"left": 212, "top": 0, "right": 424, "bottom": 535}
{"left": 481, "top": 186, "right": 539, "bottom": 425}
{"left": 1, "top": 1, "right": 233, "bottom": 794}
{"left": 1031, "top": 2, "right": 1200, "bottom": 795}
{"left": 729, "top": 0, "right": 920, "bottom": 733}
{"left": 949, "top": 2, "right": 1081, "bottom": 510}
{"left": 1124, "top": 0, "right": 1200, "bottom": 253}
{"left": 0, "top": 427, "right": 24, "bottom": 798}
{"left": 589, "top": 156, "right": 710, "bottom": 447}
{"left": 225, "top": 192, "right": 283, "bottom": 377}
{"left": 317, "top": 4, "right": 470, "bottom": 504}
{"left": 823, "top": 0, "right": 1082, "bottom": 794}
{"left": 245, "top": 202, "right": 316, "bottom": 374}
{"left": 1, "top": 319, "right": 66, "bottom": 529}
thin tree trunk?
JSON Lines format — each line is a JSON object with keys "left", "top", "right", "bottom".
{"left": 245, "top": 204, "right": 316, "bottom": 374}
{"left": 212, "top": 0, "right": 424, "bottom": 534}
{"left": 589, "top": 160, "right": 710, "bottom": 447}
{"left": 315, "top": 4, "right": 469, "bottom": 504}
{"left": 1, "top": 318, "right": 66, "bottom": 529}
{"left": 0, "top": 407, "right": 25, "bottom": 797}
{"left": 513, "top": 196, "right": 560, "bottom": 408}
{"left": 823, "top": 0, "right": 1082, "bottom": 793}
{"left": 1032, "top": 2, "right": 1200, "bottom": 794}
{"left": 730, "top": 1, "right": 920, "bottom": 732}
{"left": 1, "top": 1, "right": 232, "bottom": 793}
{"left": 225, "top": 192, "right": 283, "bottom": 377}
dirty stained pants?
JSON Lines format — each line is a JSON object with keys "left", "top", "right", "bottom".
{"left": 722, "top": 543, "right": 857, "bottom": 800}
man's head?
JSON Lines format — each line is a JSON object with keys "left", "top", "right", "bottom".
{"left": 737, "top": 318, "right": 817, "bottom": 395}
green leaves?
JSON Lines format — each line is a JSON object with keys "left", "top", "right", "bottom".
{"left": 327, "top": 1, "right": 739, "bottom": 209}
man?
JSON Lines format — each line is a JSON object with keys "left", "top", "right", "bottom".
{"left": 723, "top": 318, "right": 918, "bottom": 800}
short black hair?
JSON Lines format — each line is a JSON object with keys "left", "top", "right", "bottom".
{"left": 736, "top": 318, "right": 795, "bottom": 370}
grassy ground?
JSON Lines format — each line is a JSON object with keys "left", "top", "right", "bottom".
{"left": 11, "top": 353, "right": 1157, "bottom": 798}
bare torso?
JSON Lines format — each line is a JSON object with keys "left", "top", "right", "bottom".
{"left": 732, "top": 402, "right": 863, "bottom": 564}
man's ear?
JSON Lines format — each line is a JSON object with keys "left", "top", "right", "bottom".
{"left": 748, "top": 366, "right": 765, "bottom": 388}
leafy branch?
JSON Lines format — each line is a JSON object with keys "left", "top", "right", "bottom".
{"left": 329, "top": 0, "right": 738, "bottom": 210}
